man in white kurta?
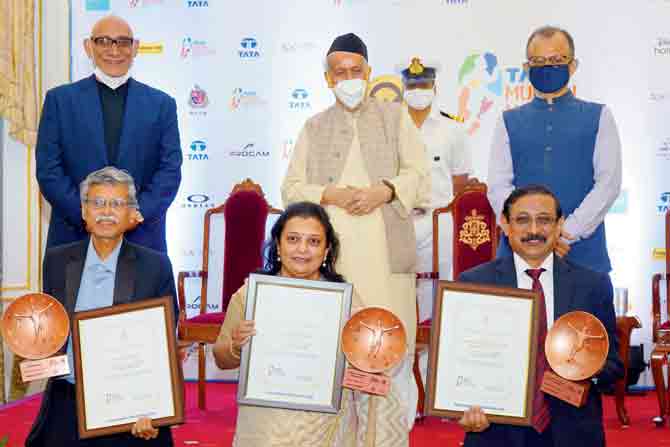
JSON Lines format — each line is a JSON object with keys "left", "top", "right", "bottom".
{"left": 282, "top": 33, "right": 429, "bottom": 447}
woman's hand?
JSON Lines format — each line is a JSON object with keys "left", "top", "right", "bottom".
{"left": 130, "top": 417, "right": 159, "bottom": 440}
{"left": 231, "top": 320, "right": 256, "bottom": 354}
{"left": 458, "top": 406, "right": 490, "bottom": 433}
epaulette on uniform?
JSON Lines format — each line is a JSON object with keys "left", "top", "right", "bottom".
{"left": 439, "top": 110, "right": 464, "bottom": 123}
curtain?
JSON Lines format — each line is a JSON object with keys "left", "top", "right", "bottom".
{"left": 0, "top": 0, "right": 38, "bottom": 147}
{"left": 0, "top": 0, "right": 38, "bottom": 403}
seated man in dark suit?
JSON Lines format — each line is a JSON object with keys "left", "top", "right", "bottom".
{"left": 458, "top": 184, "right": 623, "bottom": 447}
{"left": 26, "top": 166, "right": 177, "bottom": 447}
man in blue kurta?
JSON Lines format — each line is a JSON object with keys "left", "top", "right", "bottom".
{"left": 488, "top": 26, "right": 622, "bottom": 274}
{"left": 36, "top": 15, "right": 182, "bottom": 253}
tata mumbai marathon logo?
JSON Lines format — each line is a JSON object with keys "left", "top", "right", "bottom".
{"left": 456, "top": 51, "right": 576, "bottom": 135}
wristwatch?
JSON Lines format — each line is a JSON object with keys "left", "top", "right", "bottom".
{"left": 381, "top": 179, "right": 396, "bottom": 203}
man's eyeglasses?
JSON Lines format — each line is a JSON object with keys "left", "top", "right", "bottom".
{"left": 509, "top": 215, "right": 558, "bottom": 228}
{"left": 90, "top": 36, "right": 135, "bottom": 50}
{"left": 85, "top": 198, "right": 132, "bottom": 210}
{"left": 526, "top": 55, "right": 573, "bottom": 67}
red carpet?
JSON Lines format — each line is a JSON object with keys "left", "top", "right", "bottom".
{"left": 1, "top": 383, "right": 669, "bottom": 446}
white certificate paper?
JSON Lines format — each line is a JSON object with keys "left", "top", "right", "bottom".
{"left": 78, "top": 306, "right": 175, "bottom": 429}
{"left": 238, "top": 275, "right": 351, "bottom": 413}
{"left": 434, "top": 290, "right": 533, "bottom": 418}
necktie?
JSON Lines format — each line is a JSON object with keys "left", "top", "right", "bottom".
{"left": 525, "top": 268, "right": 551, "bottom": 433}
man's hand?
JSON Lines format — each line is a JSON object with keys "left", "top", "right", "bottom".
{"left": 131, "top": 417, "right": 159, "bottom": 440}
{"left": 458, "top": 406, "right": 490, "bottom": 433}
{"left": 555, "top": 229, "right": 576, "bottom": 258}
{"left": 322, "top": 185, "right": 358, "bottom": 210}
{"left": 347, "top": 183, "right": 392, "bottom": 216}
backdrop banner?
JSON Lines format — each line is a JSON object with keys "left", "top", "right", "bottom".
{"left": 71, "top": 0, "right": 670, "bottom": 384}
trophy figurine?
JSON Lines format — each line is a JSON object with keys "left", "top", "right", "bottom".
{"left": 541, "top": 310, "right": 609, "bottom": 407}
{"left": 341, "top": 307, "right": 407, "bottom": 396}
{"left": 1, "top": 293, "right": 71, "bottom": 382}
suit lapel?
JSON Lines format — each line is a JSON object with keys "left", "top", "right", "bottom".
{"left": 64, "top": 240, "right": 88, "bottom": 315}
{"left": 494, "top": 257, "right": 518, "bottom": 288}
{"left": 79, "top": 75, "right": 109, "bottom": 165}
{"left": 114, "top": 240, "right": 136, "bottom": 305}
{"left": 116, "top": 78, "right": 141, "bottom": 166}
{"left": 553, "top": 257, "right": 575, "bottom": 319}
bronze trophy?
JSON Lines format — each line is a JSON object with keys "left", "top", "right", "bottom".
{"left": 341, "top": 307, "right": 407, "bottom": 396}
{"left": 1, "top": 293, "right": 70, "bottom": 381}
{"left": 541, "top": 311, "right": 609, "bottom": 407}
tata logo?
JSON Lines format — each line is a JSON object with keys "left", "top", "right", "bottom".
{"left": 186, "top": 295, "right": 219, "bottom": 311}
{"left": 658, "top": 192, "right": 670, "bottom": 213}
{"left": 186, "top": 0, "right": 208, "bottom": 6}
{"left": 229, "top": 143, "right": 269, "bottom": 158}
{"left": 182, "top": 194, "right": 214, "bottom": 209}
{"left": 187, "top": 140, "right": 208, "bottom": 161}
{"left": 289, "top": 88, "right": 311, "bottom": 110}
{"left": 239, "top": 37, "right": 260, "bottom": 58}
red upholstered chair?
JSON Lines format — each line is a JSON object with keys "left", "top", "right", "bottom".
{"left": 177, "top": 179, "right": 281, "bottom": 410}
{"left": 414, "top": 182, "right": 497, "bottom": 418}
{"left": 651, "top": 210, "right": 670, "bottom": 426}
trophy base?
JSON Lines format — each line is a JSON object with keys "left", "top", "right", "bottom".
{"left": 342, "top": 367, "right": 390, "bottom": 396}
{"left": 20, "top": 355, "right": 70, "bottom": 382}
{"left": 540, "top": 370, "right": 590, "bottom": 407}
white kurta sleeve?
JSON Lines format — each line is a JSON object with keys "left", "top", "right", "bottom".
{"left": 562, "top": 105, "right": 622, "bottom": 241}
{"left": 487, "top": 116, "right": 515, "bottom": 221}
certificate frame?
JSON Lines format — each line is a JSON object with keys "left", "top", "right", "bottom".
{"left": 237, "top": 274, "right": 352, "bottom": 413}
{"left": 71, "top": 296, "right": 184, "bottom": 439}
{"left": 426, "top": 281, "right": 540, "bottom": 426}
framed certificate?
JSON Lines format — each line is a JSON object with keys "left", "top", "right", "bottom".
{"left": 426, "top": 281, "right": 540, "bottom": 426}
{"left": 71, "top": 296, "right": 184, "bottom": 439}
{"left": 238, "top": 274, "right": 353, "bottom": 413}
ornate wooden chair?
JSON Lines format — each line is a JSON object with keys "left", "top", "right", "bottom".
{"left": 651, "top": 209, "right": 670, "bottom": 426}
{"left": 414, "top": 182, "right": 497, "bottom": 418}
{"left": 177, "top": 179, "right": 281, "bottom": 410}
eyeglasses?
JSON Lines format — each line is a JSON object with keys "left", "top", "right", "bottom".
{"left": 90, "top": 36, "right": 135, "bottom": 50}
{"left": 526, "top": 55, "right": 573, "bottom": 67}
{"left": 84, "top": 198, "right": 132, "bottom": 210}
{"left": 509, "top": 215, "right": 558, "bottom": 228}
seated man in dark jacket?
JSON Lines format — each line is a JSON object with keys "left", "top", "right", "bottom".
{"left": 458, "top": 184, "right": 623, "bottom": 447}
{"left": 26, "top": 166, "right": 177, "bottom": 447}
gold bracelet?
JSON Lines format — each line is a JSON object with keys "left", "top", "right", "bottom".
{"left": 229, "top": 341, "right": 241, "bottom": 360}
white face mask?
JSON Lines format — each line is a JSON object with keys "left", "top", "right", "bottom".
{"left": 93, "top": 66, "right": 130, "bottom": 90}
{"left": 333, "top": 78, "right": 367, "bottom": 110}
{"left": 404, "top": 88, "right": 435, "bottom": 110}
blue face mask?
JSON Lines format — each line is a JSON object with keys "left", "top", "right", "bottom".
{"left": 529, "top": 64, "right": 570, "bottom": 94}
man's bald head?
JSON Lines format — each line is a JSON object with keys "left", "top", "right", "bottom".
{"left": 91, "top": 15, "right": 134, "bottom": 38}
{"left": 84, "top": 15, "right": 138, "bottom": 78}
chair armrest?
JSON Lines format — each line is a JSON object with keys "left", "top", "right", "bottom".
{"left": 177, "top": 270, "right": 205, "bottom": 323}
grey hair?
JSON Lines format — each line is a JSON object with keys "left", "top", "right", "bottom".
{"left": 526, "top": 25, "right": 575, "bottom": 59}
{"left": 80, "top": 166, "right": 138, "bottom": 208}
